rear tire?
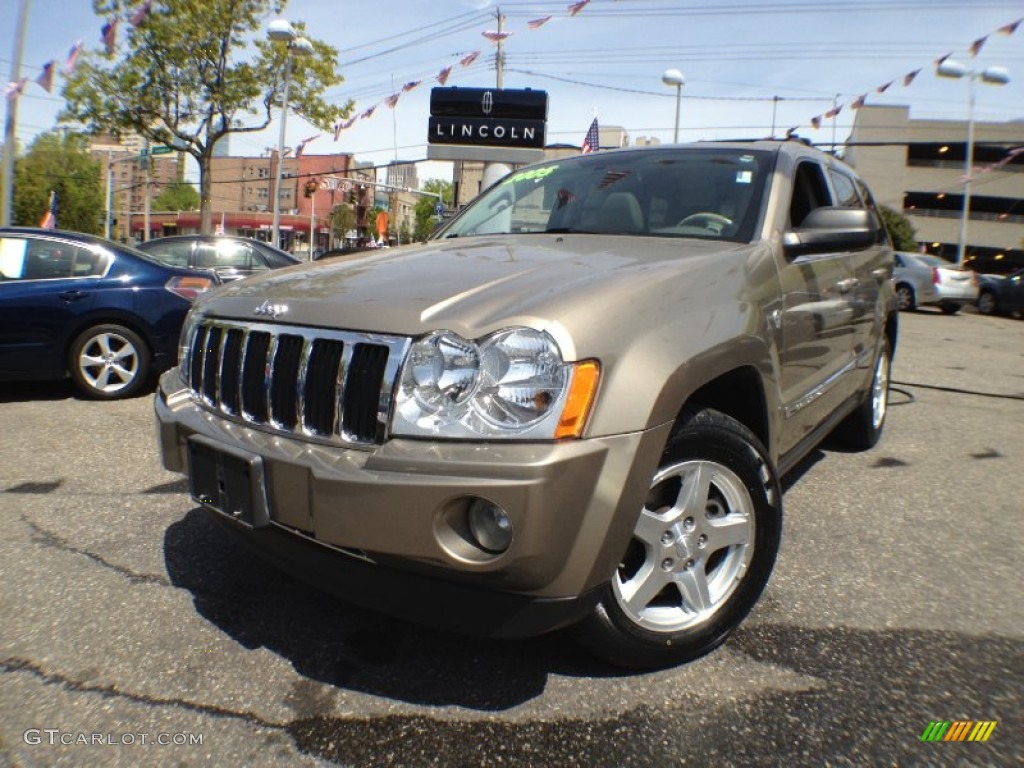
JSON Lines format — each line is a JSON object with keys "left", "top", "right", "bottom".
{"left": 68, "top": 324, "right": 151, "bottom": 400}
{"left": 576, "top": 408, "right": 782, "bottom": 669}
{"left": 836, "top": 339, "right": 890, "bottom": 451}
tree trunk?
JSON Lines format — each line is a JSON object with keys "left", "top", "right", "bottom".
{"left": 198, "top": 152, "right": 213, "bottom": 235}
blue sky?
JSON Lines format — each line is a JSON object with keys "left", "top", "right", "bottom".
{"left": 4, "top": 0, "right": 1024, "bottom": 181}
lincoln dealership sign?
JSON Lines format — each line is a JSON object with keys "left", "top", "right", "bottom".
{"left": 430, "top": 117, "right": 543, "bottom": 147}
{"left": 427, "top": 87, "right": 548, "bottom": 163}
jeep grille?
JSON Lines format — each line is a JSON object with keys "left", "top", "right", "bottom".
{"left": 184, "top": 319, "right": 409, "bottom": 447}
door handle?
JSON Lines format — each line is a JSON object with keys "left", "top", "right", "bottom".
{"left": 59, "top": 290, "right": 88, "bottom": 302}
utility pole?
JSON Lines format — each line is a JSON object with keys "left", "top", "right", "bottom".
{"left": 482, "top": 7, "right": 510, "bottom": 191}
{"left": 495, "top": 7, "right": 505, "bottom": 89}
{"left": 143, "top": 141, "right": 151, "bottom": 242}
{"left": 2, "top": 0, "right": 32, "bottom": 226}
{"left": 105, "top": 151, "right": 114, "bottom": 239}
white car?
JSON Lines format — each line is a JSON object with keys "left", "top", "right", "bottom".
{"left": 893, "top": 251, "right": 938, "bottom": 311}
{"left": 894, "top": 252, "right": 978, "bottom": 314}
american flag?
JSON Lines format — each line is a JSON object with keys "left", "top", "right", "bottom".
{"left": 581, "top": 118, "right": 599, "bottom": 154}
{"left": 101, "top": 18, "right": 119, "bottom": 55}
{"left": 39, "top": 190, "right": 58, "bottom": 230}
{"left": 36, "top": 61, "right": 55, "bottom": 93}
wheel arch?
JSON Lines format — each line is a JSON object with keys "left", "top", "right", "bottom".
{"left": 62, "top": 310, "right": 158, "bottom": 366}
{"left": 644, "top": 336, "right": 777, "bottom": 461}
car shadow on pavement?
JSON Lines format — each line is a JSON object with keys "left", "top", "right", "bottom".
{"left": 163, "top": 508, "right": 626, "bottom": 712}
{"left": 0, "top": 380, "right": 76, "bottom": 403}
{"left": 0, "top": 378, "right": 159, "bottom": 403}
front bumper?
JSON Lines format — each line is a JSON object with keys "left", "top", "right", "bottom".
{"left": 155, "top": 370, "right": 671, "bottom": 636}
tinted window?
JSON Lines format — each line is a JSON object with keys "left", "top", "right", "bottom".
{"left": 829, "top": 170, "right": 861, "bottom": 207}
{"left": 196, "top": 241, "right": 256, "bottom": 269}
{"left": 257, "top": 246, "right": 299, "bottom": 268}
{"left": 0, "top": 237, "right": 107, "bottom": 280}
{"left": 789, "top": 162, "right": 831, "bottom": 227}
{"left": 142, "top": 241, "right": 192, "bottom": 268}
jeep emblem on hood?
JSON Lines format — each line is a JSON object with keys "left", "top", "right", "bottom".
{"left": 254, "top": 300, "right": 288, "bottom": 319}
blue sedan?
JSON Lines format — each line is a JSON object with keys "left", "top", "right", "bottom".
{"left": 0, "top": 228, "right": 220, "bottom": 399}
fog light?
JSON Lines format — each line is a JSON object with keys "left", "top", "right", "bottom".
{"left": 467, "top": 498, "right": 513, "bottom": 554}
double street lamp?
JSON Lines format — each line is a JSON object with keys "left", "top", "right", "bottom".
{"left": 662, "top": 68, "right": 685, "bottom": 144}
{"left": 267, "top": 19, "right": 313, "bottom": 250}
{"left": 935, "top": 58, "right": 1010, "bottom": 266}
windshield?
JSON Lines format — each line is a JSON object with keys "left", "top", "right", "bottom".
{"left": 435, "top": 147, "right": 772, "bottom": 243}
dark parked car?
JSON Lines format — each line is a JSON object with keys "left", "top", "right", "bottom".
{"left": 0, "top": 228, "right": 220, "bottom": 399}
{"left": 977, "top": 267, "right": 1024, "bottom": 317}
{"left": 137, "top": 235, "right": 300, "bottom": 281}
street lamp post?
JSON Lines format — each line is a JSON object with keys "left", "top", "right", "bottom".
{"left": 267, "top": 19, "right": 313, "bottom": 251}
{"left": 662, "top": 68, "right": 685, "bottom": 144}
{"left": 936, "top": 58, "right": 1010, "bottom": 266}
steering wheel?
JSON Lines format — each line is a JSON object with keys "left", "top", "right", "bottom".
{"left": 678, "top": 212, "right": 733, "bottom": 234}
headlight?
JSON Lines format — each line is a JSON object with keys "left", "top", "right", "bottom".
{"left": 392, "top": 328, "right": 599, "bottom": 440}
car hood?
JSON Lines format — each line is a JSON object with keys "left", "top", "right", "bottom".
{"left": 195, "top": 234, "right": 755, "bottom": 354}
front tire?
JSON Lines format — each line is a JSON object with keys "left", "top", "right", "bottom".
{"left": 576, "top": 408, "right": 782, "bottom": 669}
{"left": 977, "top": 291, "right": 997, "bottom": 315}
{"left": 69, "top": 324, "right": 151, "bottom": 400}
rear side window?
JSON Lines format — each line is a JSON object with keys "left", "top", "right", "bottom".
{"left": 0, "top": 237, "right": 107, "bottom": 280}
{"left": 196, "top": 241, "right": 257, "bottom": 270}
{"left": 142, "top": 241, "right": 192, "bottom": 268}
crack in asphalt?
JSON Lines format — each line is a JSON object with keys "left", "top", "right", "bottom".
{"left": 21, "top": 515, "right": 172, "bottom": 587}
{"left": 1, "top": 656, "right": 287, "bottom": 730}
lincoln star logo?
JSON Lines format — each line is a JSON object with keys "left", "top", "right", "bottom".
{"left": 254, "top": 301, "right": 288, "bottom": 319}
{"left": 481, "top": 90, "right": 493, "bottom": 115}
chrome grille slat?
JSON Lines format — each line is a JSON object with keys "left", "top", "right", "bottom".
{"left": 264, "top": 334, "right": 280, "bottom": 429}
{"left": 186, "top": 319, "right": 409, "bottom": 449}
{"left": 296, "top": 337, "right": 315, "bottom": 434}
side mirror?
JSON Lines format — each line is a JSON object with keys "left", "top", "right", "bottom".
{"left": 784, "top": 207, "right": 877, "bottom": 257}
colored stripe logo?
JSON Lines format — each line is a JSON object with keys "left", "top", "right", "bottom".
{"left": 921, "top": 721, "right": 997, "bottom": 742}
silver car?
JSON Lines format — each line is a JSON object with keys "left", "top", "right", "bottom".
{"left": 917, "top": 253, "right": 979, "bottom": 314}
{"left": 155, "top": 141, "right": 896, "bottom": 669}
{"left": 893, "top": 251, "right": 938, "bottom": 311}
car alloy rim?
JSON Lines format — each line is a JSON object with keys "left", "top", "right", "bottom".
{"left": 613, "top": 459, "right": 755, "bottom": 633}
{"left": 78, "top": 332, "right": 140, "bottom": 393}
{"left": 979, "top": 294, "right": 995, "bottom": 314}
{"left": 871, "top": 348, "right": 889, "bottom": 430}
{"left": 896, "top": 286, "right": 912, "bottom": 310}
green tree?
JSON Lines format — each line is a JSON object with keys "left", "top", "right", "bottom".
{"left": 152, "top": 181, "right": 200, "bottom": 211}
{"left": 879, "top": 205, "right": 917, "bottom": 252}
{"left": 414, "top": 179, "right": 452, "bottom": 241}
{"left": 13, "top": 131, "right": 104, "bottom": 234}
{"left": 61, "top": 0, "right": 350, "bottom": 234}
{"left": 328, "top": 204, "right": 355, "bottom": 245}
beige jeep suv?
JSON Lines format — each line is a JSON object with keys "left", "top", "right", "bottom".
{"left": 156, "top": 140, "right": 896, "bottom": 668}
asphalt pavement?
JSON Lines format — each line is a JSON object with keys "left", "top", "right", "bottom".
{"left": 1, "top": 307, "right": 1021, "bottom": 767}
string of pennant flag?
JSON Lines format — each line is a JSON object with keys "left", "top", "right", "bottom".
{"left": 6, "top": 1, "right": 1022, "bottom": 150}
{"left": 330, "top": 1, "right": 595, "bottom": 140}
{"left": 4, "top": 0, "right": 153, "bottom": 101}
{"left": 798, "top": 16, "right": 1022, "bottom": 135}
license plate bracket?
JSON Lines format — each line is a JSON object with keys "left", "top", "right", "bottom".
{"left": 188, "top": 435, "right": 270, "bottom": 529}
